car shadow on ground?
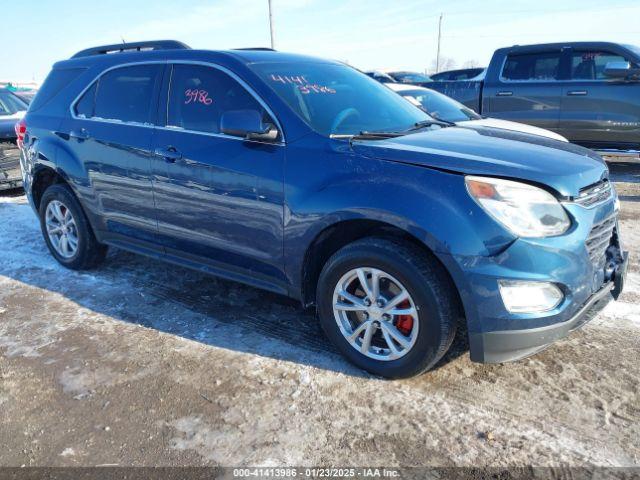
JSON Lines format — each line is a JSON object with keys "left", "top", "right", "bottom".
{"left": 0, "top": 198, "right": 469, "bottom": 378}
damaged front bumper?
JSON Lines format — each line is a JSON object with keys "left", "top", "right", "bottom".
{"left": 470, "top": 250, "right": 627, "bottom": 363}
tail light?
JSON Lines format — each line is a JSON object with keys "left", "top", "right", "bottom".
{"left": 15, "top": 118, "right": 26, "bottom": 148}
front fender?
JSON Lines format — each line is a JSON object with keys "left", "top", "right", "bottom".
{"left": 283, "top": 138, "right": 515, "bottom": 293}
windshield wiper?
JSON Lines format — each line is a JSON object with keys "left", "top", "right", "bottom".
{"left": 330, "top": 131, "right": 405, "bottom": 141}
{"left": 406, "top": 119, "right": 455, "bottom": 131}
{"left": 329, "top": 122, "right": 453, "bottom": 142}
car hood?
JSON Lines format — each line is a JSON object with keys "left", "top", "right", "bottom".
{"left": 456, "top": 117, "right": 568, "bottom": 142}
{"left": 350, "top": 126, "right": 607, "bottom": 197}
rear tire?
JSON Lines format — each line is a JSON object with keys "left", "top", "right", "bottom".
{"left": 39, "top": 183, "right": 107, "bottom": 270}
{"left": 317, "top": 237, "right": 459, "bottom": 379}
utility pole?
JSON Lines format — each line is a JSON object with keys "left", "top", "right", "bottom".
{"left": 435, "top": 13, "right": 443, "bottom": 73}
{"left": 268, "top": 0, "right": 276, "bottom": 49}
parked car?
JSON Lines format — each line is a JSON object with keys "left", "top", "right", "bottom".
{"left": 386, "top": 71, "right": 432, "bottom": 85}
{"left": 429, "top": 42, "right": 640, "bottom": 162}
{"left": 0, "top": 89, "right": 27, "bottom": 191}
{"left": 386, "top": 83, "right": 568, "bottom": 142}
{"left": 0, "top": 89, "right": 28, "bottom": 140}
{"left": 14, "top": 90, "right": 37, "bottom": 104}
{"left": 19, "top": 41, "right": 628, "bottom": 378}
{"left": 430, "top": 68, "right": 485, "bottom": 81}
{"left": 364, "top": 70, "right": 395, "bottom": 83}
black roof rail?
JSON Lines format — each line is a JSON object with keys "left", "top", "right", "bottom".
{"left": 233, "top": 47, "right": 276, "bottom": 51}
{"left": 71, "top": 40, "right": 190, "bottom": 59}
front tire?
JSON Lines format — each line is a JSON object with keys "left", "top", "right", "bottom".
{"left": 39, "top": 183, "right": 107, "bottom": 270}
{"left": 317, "top": 237, "right": 459, "bottom": 378}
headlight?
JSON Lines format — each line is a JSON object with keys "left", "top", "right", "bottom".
{"left": 465, "top": 176, "right": 570, "bottom": 238}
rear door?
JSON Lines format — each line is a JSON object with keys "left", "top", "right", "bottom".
{"left": 151, "top": 63, "right": 287, "bottom": 292}
{"left": 484, "top": 49, "right": 564, "bottom": 132}
{"left": 66, "top": 63, "right": 164, "bottom": 248}
{"left": 558, "top": 48, "right": 640, "bottom": 149}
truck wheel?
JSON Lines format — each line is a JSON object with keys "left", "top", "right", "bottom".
{"left": 317, "top": 237, "right": 459, "bottom": 378}
{"left": 39, "top": 183, "right": 107, "bottom": 270}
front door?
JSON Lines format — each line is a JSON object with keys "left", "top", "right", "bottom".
{"left": 558, "top": 48, "right": 640, "bottom": 149}
{"left": 151, "top": 63, "right": 286, "bottom": 292}
{"left": 66, "top": 63, "right": 164, "bottom": 247}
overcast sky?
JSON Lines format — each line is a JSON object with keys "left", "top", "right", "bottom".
{"left": 2, "top": 0, "right": 640, "bottom": 83}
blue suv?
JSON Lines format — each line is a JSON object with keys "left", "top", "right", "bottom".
{"left": 19, "top": 41, "right": 628, "bottom": 378}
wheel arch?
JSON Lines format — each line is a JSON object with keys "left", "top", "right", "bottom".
{"left": 298, "top": 217, "right": 466, "bottom": 321}
{"left": 31, "top": 166, "right": 71, "bottom": 211}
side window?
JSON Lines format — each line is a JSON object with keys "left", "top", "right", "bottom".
{"left": 571, "top": 51, "right": 629, "bottom": 80}
{"left": 74, "top": 83, "right": 97, "bottom": 118}
{"left": 502, "top": 52, "right": 561, "bottom": 81}
{"left": 92, "top": 65, "right": 162, "bottom": 124}
{"left": 166, "top": 64, "right": 270, "bottom": 135}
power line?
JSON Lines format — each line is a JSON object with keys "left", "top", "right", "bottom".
{"left": 442, "top": 31, "right": 640, "bottom": 39}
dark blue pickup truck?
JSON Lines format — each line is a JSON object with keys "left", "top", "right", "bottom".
{"left": 429, "top": 42, "right": 640, "bottom": 162}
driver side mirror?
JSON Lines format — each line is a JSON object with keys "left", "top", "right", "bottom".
{"left": 220, "top": 109, "right": 279, "bottom": 142}
{"left": 603, "top": 61, "right": 640, "bottom": 80}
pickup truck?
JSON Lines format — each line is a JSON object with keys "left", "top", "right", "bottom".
{"left": 429, "top": 42, "right": 640, "bottom": 162}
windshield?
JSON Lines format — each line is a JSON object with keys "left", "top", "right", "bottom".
{"left": 391, "top": 72, "right": 432, "bottom": 83}
{"left": 0, "top": 91, "right": 27, "bottom": 116}
{"left": 251, "top": 62, "right": 431, "bottom": 136}
{"left": 399, "top": 89, "right": 480, "bottom": 122}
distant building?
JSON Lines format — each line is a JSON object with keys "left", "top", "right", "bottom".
{"left": 0, "top": 80, "right": 40, "bottom": 91}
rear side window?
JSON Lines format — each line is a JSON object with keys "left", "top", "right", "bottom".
{"left": 166, "top": 64, "right": 270, "bottom": 135}
{"left": 502, "top": 52, "right": 561, "bottom": 81}
{"left": 29, "top": 68, "right": 86, "bottom": 112}
{"left": 77, "top": 65, "right": 162, "bottom": 124}
{"left": 74, "top": 83, "right": 97, "bottom": 118}
{"left": 571, "top": 51, "right": 630, "bottom": 80}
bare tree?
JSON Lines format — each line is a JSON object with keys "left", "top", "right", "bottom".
{"left": 428, "top": 56, "right": 456, "bottom": 74}
{"left": 462, "top": 59, "right": 481, "bottom": 69}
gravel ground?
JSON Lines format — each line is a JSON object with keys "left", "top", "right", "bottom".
{"left": 0, "top": 164, "right": 638, "bottom": 468}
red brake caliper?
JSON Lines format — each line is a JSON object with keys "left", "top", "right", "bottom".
{"left": 394, "top": 300, "right": 413, "bottom": 335}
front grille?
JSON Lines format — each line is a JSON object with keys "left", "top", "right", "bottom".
{"left": 586, "top": 214, "right": 616, "bottom": 267}
{"left": 574, "top": 179, "right": 612, "bottom": 208}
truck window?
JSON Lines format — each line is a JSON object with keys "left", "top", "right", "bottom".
{"left": 92, "top": 65, "right": 162, "bottom": 124}
{"left": 166, "top": 64, "right": 271, "bottom": 135}
{"left": 502, "top": 52, "right": 561, "bottom": 81}
{"left": 571, "top": 51, "right": 629, "bottom": 80}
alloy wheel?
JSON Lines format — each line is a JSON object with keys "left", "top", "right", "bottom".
{"left": 332, "top": 267, "right": 419, "bottom": 361}
{"left": 45, "top": 200, "right": 79, "bottom": 259}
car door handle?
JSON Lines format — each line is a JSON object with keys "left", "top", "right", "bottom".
{"left": 567, "top": 90, "right": 588, "bottom": 96}
{"left": 69, "top": 128, "right": 90, "bottom": 140}
{"left": 154, "top": 146, "right": 183, "bottom": 163}
{"left": 496, "top": 91, "right": 513, "bottom": 96}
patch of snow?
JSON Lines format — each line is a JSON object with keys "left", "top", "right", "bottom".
{"left": 60, "top": 448, "right": 75, "bottom": 457}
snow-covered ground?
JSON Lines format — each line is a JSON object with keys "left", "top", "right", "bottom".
{"left": 0, "top": 166, "right": 638, "bottom": 467}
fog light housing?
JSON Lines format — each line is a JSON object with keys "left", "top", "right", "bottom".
{"left": 498, "top": 280, "right": 563, "bottom": 313}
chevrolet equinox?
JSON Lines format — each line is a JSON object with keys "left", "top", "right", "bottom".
{"left": 17, "top": 41, "right": 628, "bottom": 378}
